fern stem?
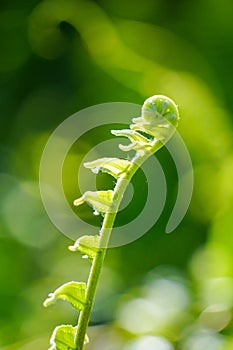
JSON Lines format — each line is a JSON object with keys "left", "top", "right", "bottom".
{"left": 75, "top": 178, "right": 127, "bottom": 348}
{"left": 75, "top": 144, "right": 162, "bottom": 349}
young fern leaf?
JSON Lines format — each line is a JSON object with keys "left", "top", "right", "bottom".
{"left": 69, "top": 235, "right": 101, "bottom": 259}
{"left": 84, "top": 157, "right": 131, "bottom": 179}
{"left": 111, "top": 129, "right": 153, "bottom": 156}
{"left": 73, "top": 190, "right": 115, "bottom": 215}
{"left": 49, "top": 325, "right": 89, "bottom": 350}
{"left": 111, "top": 129, "right": 151, "bottom": 143}
{"left": 45, "top": 95, "right": 180, "bottom": 350}
{"left": 43, "top": 281, "right": 86, "bottom": 311}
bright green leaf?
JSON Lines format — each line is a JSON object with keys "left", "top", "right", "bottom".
{"left": 111, "top": 129, "right": 150, "bottom": 143}
{"left": 49, "top": 325, "right": 76, "bottom": 350}
{"left": 84, "top": 157, "right": 131, "bottom": 178}
{"left": 73, "top": 190, "right": 115, "bottom": 215}
{"left": 119, "top": 141, "right": 149, "bottom": 155}
{"left": 131, "top": 118, "right": 174, "bottom": 140}
{"left": 43, "top": 281, "right": 86, "bottom": 311}
{"left": 49, "top": 325, "right": 89, "bottom": 350}
{"left": 111, "top": 129, "right": 154, "bottom": 155}
{"left": 69, "top": 235, "right": 101, "bottom": 258}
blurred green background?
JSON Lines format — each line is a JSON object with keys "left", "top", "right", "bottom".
{"left": 1, "top": 0, "right": 233, "bottom": 349}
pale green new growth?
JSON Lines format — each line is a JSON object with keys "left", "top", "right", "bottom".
{"left": 69, "top": 235, "right": 100, "bottom": 258}
{"left": 49, "top": 325, "right": 89, "bottom": 350}
{"left": 111, "top": 129, "right": 155, "bottom": 156}
{"left": 44, "top": 95, "right": 179, "bottom": 350}
{"left": 44, "top": 282, "right": 86, "bottom": 311}
{"left": 73, "top": 190, "right": 115, "bottom": 215}
{"left": 111, "top": 129, "right": 150, "bottom": 143}
{"left": 131, "top": 94, "right": 179, "bottom": 140}
{"left": 84, "top": 157, "right": 131, "bottom": 178}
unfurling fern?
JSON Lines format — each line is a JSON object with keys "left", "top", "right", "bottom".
{"left": 43, "top": 95, "right": 179, "bottom": 350}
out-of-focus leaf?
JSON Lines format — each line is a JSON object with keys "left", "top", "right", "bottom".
{"left": 69, "top": 235, "right": 101, "bottom": 258}
{"left": 73, "top": 190, "right": 114, "bottom": 215}
{"left": 43, "top": 282, "right": 86, "bottom": 311}
{"left": 84, "top": 157, "right": 131, "bottom": 178}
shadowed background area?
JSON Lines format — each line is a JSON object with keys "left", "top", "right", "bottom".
{"left": 1, "top": 0, "right": 233, "bottom": 349}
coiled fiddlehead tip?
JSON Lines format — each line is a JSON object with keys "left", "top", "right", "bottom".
{"left": 143, "top": 95, "right": 179, "bottom": 125}
{"left": 131, "top": 95, "right": 179, "bottom": 141}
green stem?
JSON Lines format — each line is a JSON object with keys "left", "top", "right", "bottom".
{"left": 75, "top": 143, "right": 162, "bottom": 349}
